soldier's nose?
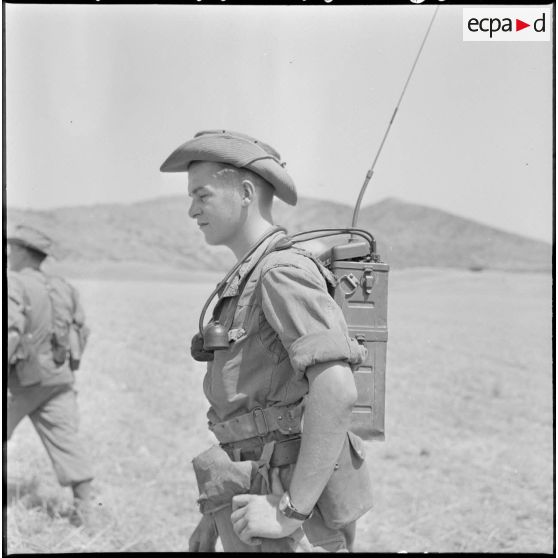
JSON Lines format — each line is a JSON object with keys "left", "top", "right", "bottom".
{"left": 188, "top": 202, "right": 200, "bottom": 219}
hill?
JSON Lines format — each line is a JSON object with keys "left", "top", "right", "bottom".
{"left": 5, "top": 196, "right": 551, "bottom": 277}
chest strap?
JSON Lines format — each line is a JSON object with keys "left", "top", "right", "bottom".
{"left": 210, "top": 401, "right": 304, "bottom": 444}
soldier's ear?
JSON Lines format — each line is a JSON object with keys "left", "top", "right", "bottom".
{"left": 240, "top": 180, "right": 256, "bottom": 206}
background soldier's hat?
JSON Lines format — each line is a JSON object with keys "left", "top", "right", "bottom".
{"left": 7, "top": 224, "right": 53, "bottom": 256}
{"left": 160, "top": 129, "right": 298, "bottom": 206}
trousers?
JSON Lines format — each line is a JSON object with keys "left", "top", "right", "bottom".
{"left": 7, "top": 383, "right": 94, "bottom": 487}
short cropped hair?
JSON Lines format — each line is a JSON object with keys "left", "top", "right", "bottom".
{"left": 214, "top": 163, "right": 274, "bottom": 194}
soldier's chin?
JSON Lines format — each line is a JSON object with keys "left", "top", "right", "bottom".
{"left": 201, "top": 230, "right": 220, "bottom": 246}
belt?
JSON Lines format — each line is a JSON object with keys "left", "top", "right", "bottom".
{"left": 210, "top": 401, "right": 304, "bottom": 444}
{"left": 223, "top": 435, "right": 302, "bottom": 467}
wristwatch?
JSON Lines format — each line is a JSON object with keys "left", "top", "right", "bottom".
{"left": 278, "top": 491, "right": 313, "bottom": 521}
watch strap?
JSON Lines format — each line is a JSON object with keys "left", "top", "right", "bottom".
{"left": 279, "top": 491, "right": 313, "bottom": 521}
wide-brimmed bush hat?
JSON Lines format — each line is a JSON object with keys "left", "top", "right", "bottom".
{"left": 160, "top": 129, "right": 297, "bottom": 206}
{"left": 7, "top": 224, "right": 53, "bottom": 256}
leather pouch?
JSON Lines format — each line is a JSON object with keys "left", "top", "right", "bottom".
{"left": 316, "top": 431, "right": 374, "bottom": 529}
{"left": 192, "top": 445, "right": 257, "bottom": 514}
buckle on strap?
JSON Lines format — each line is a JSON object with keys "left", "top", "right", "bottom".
{"left": 252, "top": 407, "right": 269, "bottom": 437}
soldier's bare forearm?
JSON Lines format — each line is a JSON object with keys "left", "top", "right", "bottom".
{"left": 287, "top": 361, "right": 357, "bottom": 515}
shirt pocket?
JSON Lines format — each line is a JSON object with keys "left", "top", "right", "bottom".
{"left": 232, "top": 278, "right": 282, "bottom": 357}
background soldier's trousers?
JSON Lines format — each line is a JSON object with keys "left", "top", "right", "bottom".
{"left": 7, "top": 383, "right": 93, "bottom": 487}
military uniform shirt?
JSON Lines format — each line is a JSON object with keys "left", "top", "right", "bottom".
{"left": 204, "top": 231, "right": 366, "bottom": 426}
{"left": 8, "top": 268, "right": 85, "bottom": 388}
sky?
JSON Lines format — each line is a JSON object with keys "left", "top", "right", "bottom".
{"left": 4, "top": 3, "right": 554, "bottom": 242}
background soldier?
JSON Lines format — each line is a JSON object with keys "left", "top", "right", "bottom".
{"left": 160, "top": 130, "right": 373, "bottom": 552}
{"left": 7, "top": 224, "right": 95, "bottom": 527}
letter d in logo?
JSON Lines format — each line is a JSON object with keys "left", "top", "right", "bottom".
{"left": 534, "top": 13, "right": 546, "bottom": 32}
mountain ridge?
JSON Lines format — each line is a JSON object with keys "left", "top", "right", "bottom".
{"left": 6, "top": 196, "right": 551, "bottom": 275}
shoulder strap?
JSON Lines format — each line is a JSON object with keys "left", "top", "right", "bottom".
{"left": 42, "top": 274, "right": 61, "bottom": 335}
{"left": 240, "top": 236, "right": 293, "bottom": 291}
{"left": 210, "top": 235, "right": 292, "bottom": 324}
{"left": 257, "top": 242, "right": 338, "bottom": 297}
{"left": 211, "top": 235, "right": 338, "bottom": 331}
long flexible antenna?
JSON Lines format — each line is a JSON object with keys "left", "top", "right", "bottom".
{"left": 351, "top": 6, "right": 439, "bottom": 228}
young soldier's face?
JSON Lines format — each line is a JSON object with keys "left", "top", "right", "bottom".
{"left": 187, "top": 162, "right": 245, "bottom": 247}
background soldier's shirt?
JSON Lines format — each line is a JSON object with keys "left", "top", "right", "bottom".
{"left": 204, "top": 232, "right": 366, "bottom": 425}
{"left": 8, "top": 268, "right": 86, "bottom": 388}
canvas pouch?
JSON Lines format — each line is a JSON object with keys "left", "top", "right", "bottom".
{"left": 192, "top": 440, "right": 284, "bottom": 515}
{"left": 316, "top": 431, "right": 374, "bottom": 529}
{"left": 192, "top": 445, "right": 258, "bottom": 514}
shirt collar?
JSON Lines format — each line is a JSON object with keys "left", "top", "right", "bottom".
{"left": 220, "top": 228, "right": 288, "bottom": 298}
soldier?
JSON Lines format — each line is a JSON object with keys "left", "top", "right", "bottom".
{"left": 7, "top": 224, "right": 94, "bottom": 527}
{"left": 160, "top": 130, "right": 374, "bottom": 552}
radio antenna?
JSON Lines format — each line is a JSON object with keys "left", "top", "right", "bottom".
{"left": 351, "top": 6, "right": 439, "bottom": 229}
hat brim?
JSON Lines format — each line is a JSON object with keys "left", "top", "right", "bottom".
{"left": 160, "top": 135, "right": 297, "bottom": 206}
{"left": 7, "top": 237, "right": 50, "bottom": 257}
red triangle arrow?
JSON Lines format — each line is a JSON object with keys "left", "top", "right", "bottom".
{"left": 516, "top": 19, "right": 530, "bottom": 31}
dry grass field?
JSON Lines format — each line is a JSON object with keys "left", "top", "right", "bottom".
{"left": 5, "top": 268, "right": 554, "bottom": 553}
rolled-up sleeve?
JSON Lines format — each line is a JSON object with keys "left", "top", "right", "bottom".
{"left": 260, "top": 261, "right": 366, "bottom": 379}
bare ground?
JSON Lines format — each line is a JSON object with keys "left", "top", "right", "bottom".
{"left": 5, "top": 268, "right": 554, "bottom": 553}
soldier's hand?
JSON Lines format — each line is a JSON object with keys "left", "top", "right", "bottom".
{"left": 189, "top": 514, "right": 218, "bottom": 552}
{"left": 230, "top": 468, "right": 303, "bottom": 544}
